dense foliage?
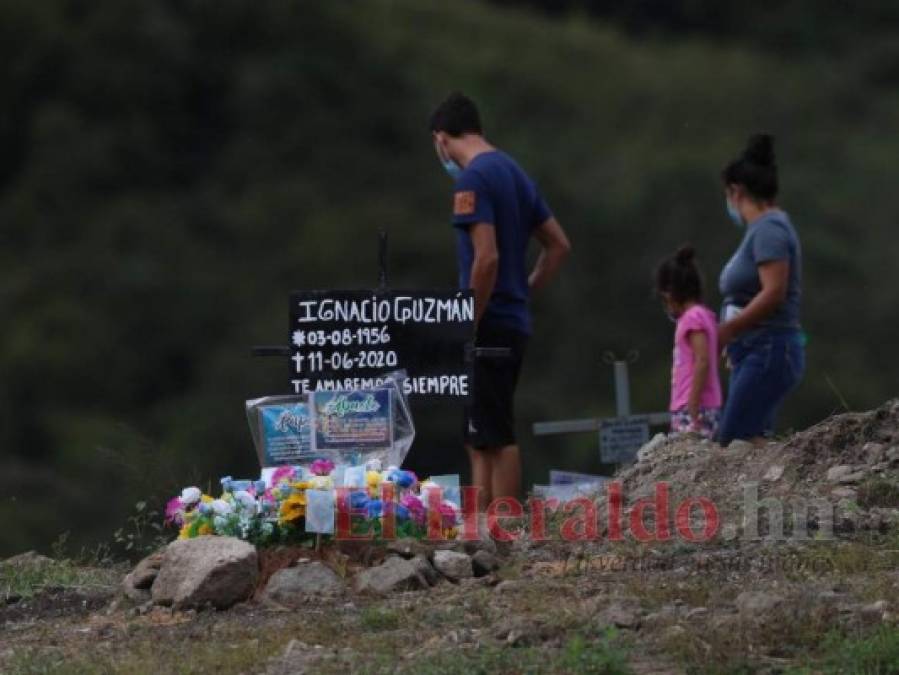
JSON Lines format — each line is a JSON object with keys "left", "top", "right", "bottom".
{"left": 2, "top": 0, "right": 897, "bottom": 555}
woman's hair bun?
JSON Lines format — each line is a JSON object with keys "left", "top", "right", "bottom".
{"left": 675, "top": 245, "right": 696, "bottom": 264}
{"left": 743, "top": 133, "right": 775, "bottom": 167}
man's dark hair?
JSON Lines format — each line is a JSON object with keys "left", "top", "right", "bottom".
{"left": 722, "top": 133, "right": 779, "bottom": 201}
{"left": 429, "top": 92, "right": 483, "bottom": 137}
{"left": 655, "top": 245, "right": 704, "bottom": 304}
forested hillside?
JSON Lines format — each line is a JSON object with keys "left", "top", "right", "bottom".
{"left": 2, "top": 0, "right": 897, "bottom": 555}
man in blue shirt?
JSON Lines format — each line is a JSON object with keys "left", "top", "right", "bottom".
{"left": 429, "top": 92, "right": 571, "bottom": 510}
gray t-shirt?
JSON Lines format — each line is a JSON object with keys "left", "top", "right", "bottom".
{"left": 719, "top": 209, "right": 802, "bottom": 329}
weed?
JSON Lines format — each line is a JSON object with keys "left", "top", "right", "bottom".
{"left": 857, "top": 478, "right": 899, "bottom": 510}
{"left": 360, "top": 606, "right": 403, "bottom": 632}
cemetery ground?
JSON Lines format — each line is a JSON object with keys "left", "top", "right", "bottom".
{"left": 3, "top": 403, "right": 899, "bottom": 674}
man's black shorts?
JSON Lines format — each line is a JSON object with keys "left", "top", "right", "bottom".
{"left": 464, "top": 322, "right": 528, "bottom": 450}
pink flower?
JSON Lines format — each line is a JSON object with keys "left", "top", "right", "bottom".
{"left": 400, "top": 494, "right": 426, "bottom": 526}
{"left": 164, "top": 497, "right": 184, "bottom": 526}
{"left": 271, "top": 466, "right": 296, "bottom": 486}
{"left": 438, "top": 501, "right": 458, "bottom": 529}
{"left": 310, "top": 459, "right": 335, "bottom": 476}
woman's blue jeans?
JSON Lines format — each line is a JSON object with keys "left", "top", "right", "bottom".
{"left": 717, "top": 329, "right": 805, "bottom": 445}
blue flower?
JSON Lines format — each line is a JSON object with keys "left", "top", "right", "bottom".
{"left": 367, "top": 499, "right": 383, "bottom": 519}
{"left": 349, "top": 491, "right": 369, "bottom": 510}
{"left": 395, "top": 504, "right": 410, "bottom": 521}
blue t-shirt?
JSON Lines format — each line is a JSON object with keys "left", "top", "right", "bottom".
{"left": 451, "top": 150, "right": 551, "bottom": 335}
{"left": 719, "top": 209, "right": 802, "bottom": 330}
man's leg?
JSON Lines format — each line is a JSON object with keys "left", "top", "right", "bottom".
{"left": 491, "top": 444, "right": 521, "bottom": 501}
{"left": 467, "top": 445, "right": 494, "bottom": 511}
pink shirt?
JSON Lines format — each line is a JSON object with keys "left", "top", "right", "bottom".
{"left": 670, "top": 304, "right": 722, "bottom": 411}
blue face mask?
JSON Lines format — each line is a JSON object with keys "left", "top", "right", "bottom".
{"left": 726, "top": 199, "right": 744, "bottom": 228}
{"left": 442, "top": 157, "right": 462, "bottom": 181}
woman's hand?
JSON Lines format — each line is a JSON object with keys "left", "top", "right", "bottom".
{"left": 718, "top": 321, "right": 737, "bottom": 347}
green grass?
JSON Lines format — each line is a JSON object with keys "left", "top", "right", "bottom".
{"left": 375, "top": 631, "right": 632, "bottom": 675}
{"left": 857, "top": 477, "right": 899, "bottom": 510}
{"left": 819, "top": 626, "right": 899, "bottom": 675}
{"left": 360, "top": 606, "right": 404, "bottom": 632}
{"left": 0, "top": 558, "right": 121, "bottom": 601}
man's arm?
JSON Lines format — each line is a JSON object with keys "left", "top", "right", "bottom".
{"left": 529, "top": 216, "right": 571, "bottom": 292}
{"left": 468, "top": 222, "right": 499, "bottom": 326}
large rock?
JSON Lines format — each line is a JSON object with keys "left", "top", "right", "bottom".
{"left": 471, "top": 550, "right": 499, "bottom": 577}
{"left": 433, "top": 550, "right": 473, "bottom": 580}
{"left": 353, "top": 556, "right": 429, "bottom": 594}
{"left": 151, "top": 536, "right": 258, "bottom": 610}
{"left": 262, "top": 562, "right": 344, "bottom": 608}
{"left": 123, "top": 550, "right": 164, "bottom": 602}
{"left": 595, "top": 601, "right": 642, "bottom": 630}
{"left": 3, "top": 551, "right": 54, "bottom": 568}
{"left": 386, "top": 538, "right": 433, "bottom": 561}
{"left": 826, "top": 465, "right": 855, "bottom": 483}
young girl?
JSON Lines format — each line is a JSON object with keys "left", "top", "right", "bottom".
{"left": 655, "top": 246, "right": 723, "bottom": 438}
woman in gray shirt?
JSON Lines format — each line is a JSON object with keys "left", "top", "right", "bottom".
{"left": 717, "top": 134, "right": 804, "bottom": 445}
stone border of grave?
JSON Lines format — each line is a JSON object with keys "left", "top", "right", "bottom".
{"left": 122, "top": 534, "right": 502, "bottom": 611}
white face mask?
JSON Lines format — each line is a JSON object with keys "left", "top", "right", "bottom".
{"left": 726, "top": 198, "right": 744, "bottom": 228}
{"left": 435, "top": 136, "right": 462, "bottom": 180}
{"left": 441, "top": 156, "right": 462, "bottom": 180}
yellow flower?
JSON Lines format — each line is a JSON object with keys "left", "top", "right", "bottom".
{"left": 279, "top": 493, "right": 307, "bottom": 524}
{"left": 178, "top": 524, "right": 191, "bottom": 540}
{"left": 366, "top": 471, "right": 381, "bottom": 488}
{"left": 197, "top": 523, "right": 214, "bottom": 536}
{"left": 201, "top": 495, "right": 214, "bottom": 503}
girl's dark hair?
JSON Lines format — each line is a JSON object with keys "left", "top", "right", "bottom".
{"left": 655, "top": 245, "right": 704, "bottom": 304}
{"left": 722, "top": 133, "right": 778, "bottom": 201}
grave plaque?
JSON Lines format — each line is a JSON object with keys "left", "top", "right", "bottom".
{"left": 600, "top": 416, "right": 650, "bottom": 464}
{"left": 289, "top": 290, "right": 474, "bottom": 400}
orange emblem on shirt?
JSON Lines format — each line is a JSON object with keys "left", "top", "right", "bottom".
{"left": 454, "top": 190, "right": 476, "bottom": 216}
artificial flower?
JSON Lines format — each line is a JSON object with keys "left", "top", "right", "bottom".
{"left": 349, "top": 490, "right": 369, "bottom": 510}
{"left": 387, "top": 469, "right": 417, "bottom": 489}
{"left": 181, "top": 486, "right": 202, "bottom": 506}
{"left": 211, "top": 499, "right": 233, "bottom": 516}
{"left": 438, "top": 500, "right": 458, "bottom": 529}
{"left": 367, "top": 499, "right": 383, "bottom": 519}
{"left": 233, "top": 490, "right": 257, "bottom": 511}
{"left": 365, "top": 458, "right": 382, "bottom": 472}
{"left": 400, "top": 494, "right": 426, "bottom": 526}
{"left": 310, "top": 459, "right": 335, "bottom": 476}
{"left": 165, "top": 497, "right": 183, "bottom": 526}
{"left": 279, "top": 493, "right": 306, "bottom": 523}
{"left": 271, "top": 465, "right": 296, "bottom": 486}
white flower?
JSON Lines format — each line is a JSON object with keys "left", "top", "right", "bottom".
{"left": 365, "top": 458, "right": 382, "bottom": 472}
{"left": 233, "top": 490, "right": 257, "bottom": 511}
{"left": 211, "top": 499, "right": 233, "bottom": 516}
{"left": 181, "top": 487, "right": 202, "bottom": 505}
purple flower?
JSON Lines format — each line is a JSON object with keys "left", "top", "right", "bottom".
{"left": 400, "top": 494, "right": 426, "bottom": 526}
{"left": 310, "top": 459, "right": 335, "bottom": 476}
{"left": 164, "top": 497, "right": 183, "bottom": 526}
{"left": 438, "top": 502, "right": 458, "bottom": 529}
